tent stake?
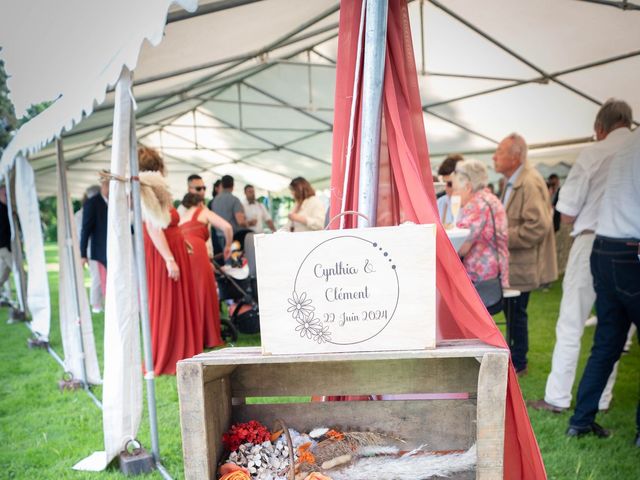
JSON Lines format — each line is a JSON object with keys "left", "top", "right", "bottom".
{"left": 358, "top": 0, "right": 389, "bottom": 228}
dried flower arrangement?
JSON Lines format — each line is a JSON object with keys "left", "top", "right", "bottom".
{"left": 219, "top": 422, "right": 476, "bottom": 480}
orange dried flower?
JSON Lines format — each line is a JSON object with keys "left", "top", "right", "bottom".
{"left": 326, "top": 430, "right": 344, "bottom": 441}
{"left": 296, "top": 442, "right": 316, "bottom": 465}
{"left": 219, "top": 470, "right": 250, "bottom": 480}
{"left": 298, "top": 442, "right": 312, "bottom": 452}
{"left": 303, "top": 473, "right": 333, "bottom": 480}
{"left": 270, "top": 429, "right": 283, "bottom": 442}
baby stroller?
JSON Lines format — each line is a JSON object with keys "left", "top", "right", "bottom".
{"left": 213, "top": 230, "right": 260, "bottom": 343}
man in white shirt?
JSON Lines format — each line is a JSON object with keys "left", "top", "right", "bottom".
{"left": 242, "top": 185, "right": 275, "bottom": 234}
{"left": 530, "top": 99, "right": 633, "bottom": 413}
{"left": 567, "top": 127, "right": 640, "bottom": 445}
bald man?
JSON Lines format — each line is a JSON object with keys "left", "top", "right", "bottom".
{"left": 495, "top": 133, "right": 558, "bottom": 376}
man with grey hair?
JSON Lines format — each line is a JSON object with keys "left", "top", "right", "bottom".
{"left": 567, "top": 125, "right": 640, "bottom": 443}
{"left": 494, "top": 133, "right": 558, "bottom": 376}
{"left": 530, "top": 99, "right": 633, "bottom": 413}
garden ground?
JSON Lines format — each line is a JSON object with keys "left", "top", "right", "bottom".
{"left": 0, "top": 244, "right": 638, "bottom": 479}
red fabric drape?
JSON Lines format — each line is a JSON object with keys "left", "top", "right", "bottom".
{"left": 329, "top": 1, "right": 546, "bottom": 478}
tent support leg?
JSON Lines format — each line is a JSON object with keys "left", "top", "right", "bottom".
{"left": 128, "top": 106, "right": 163, "bottom": 468}
{"left": 358, "top": 0, "right": 389, "bottom": 228}
{"left": 56, "top": 139, "right": 90, "bottom": 391}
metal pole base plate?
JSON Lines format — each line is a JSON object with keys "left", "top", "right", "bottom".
{"left": 119, "top": 448, "right": 155, "bottom": 476}
{"left": 58, "top": 379, "right": 83, "bottom": 392}
{"left": 7, "top": 308, "right": 27, "bottom": 324}
{"left": 27, "top": 338, "right": 50, "bottom": 350}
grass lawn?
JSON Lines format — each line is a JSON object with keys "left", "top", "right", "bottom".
{"left": 0, "top": 244, "right": 638, "bottom": 479}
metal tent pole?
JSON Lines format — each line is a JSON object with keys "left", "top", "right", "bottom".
{"left": 128, "top": 105, "right": 162, "bottom": 467}
{"left": 357, "top": 0, "right": 389, "bottom": 228}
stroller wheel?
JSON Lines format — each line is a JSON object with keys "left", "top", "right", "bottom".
{"left": 221, "top": 318, "right": 238, "bottom": 344}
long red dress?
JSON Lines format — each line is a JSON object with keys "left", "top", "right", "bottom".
{"left": 180, "top": 207, "right": 224, "bottom": 348}
{"left": 144, "top": 208, "right": 203, "bottom": 375}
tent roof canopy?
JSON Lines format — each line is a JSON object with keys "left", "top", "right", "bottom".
{"left": 2, "top": 0, "right": 639, "bottom": 197}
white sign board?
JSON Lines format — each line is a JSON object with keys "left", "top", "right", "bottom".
{"left": 255, "top": 224, "right": 436, "bottom": 355}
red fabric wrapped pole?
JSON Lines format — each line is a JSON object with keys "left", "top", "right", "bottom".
{"left": 329, "top": 1, "right": 547, "bottom": 478}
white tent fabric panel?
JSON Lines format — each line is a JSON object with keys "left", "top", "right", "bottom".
{"left": 419, "top": 75, "right": 513, "bottom": 107}
{"left": 430, "top": 83, "right": 601, "bottom": 145}
{"left": 246, "top": 148, "right": 329, "bottom": 179}
{"left": 0, "top": 0, "right": 198, "bottom": 165}
{"left": 440, "top": 0, "right": 640, "bottom": 73}
{"left": 56, "top": 162, "right": 101, "bottom": 386}
{"left": 2, "top": 0, "right": 640, "bottom": 200}
{"left": 423, "top": 112, "right": 497, "bottom": 155}
{"left": 88, "top": 71, "right": 143, "bottom": 470}
{"left": 410, "top": 1, "right": 538, "bottom": 79}
{"left": 559, "top": 57, "right": 640, "bottom": 116}
{"left": 134, "top": 0, "right": 337, "bottom": 85}
{"left": 14, "top": 156, "right": 51, "bottom": 339}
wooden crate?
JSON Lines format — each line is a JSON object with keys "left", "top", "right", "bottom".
{"left": 177, "top": 339, "right": 509, "bottom": 480}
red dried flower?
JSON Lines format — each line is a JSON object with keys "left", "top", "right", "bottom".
{"left": 222, "top": 421, "right": 271, "bottom": 452}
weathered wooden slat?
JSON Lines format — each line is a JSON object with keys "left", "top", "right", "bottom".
{"left": 187, "top": 339, "right": 505, "bottom": 366}
{"left": 230, "top": 357, "right": 480, "bottom": 397}
{"left": 177, "top": 362, "right": 212, "bottom": 480}
{"left": 233, "top": 400, "right": 477, "bottom": 451}
{"left": 476, "top": 353, "right": 509, "bottom": 480}
{"left": 203, "top": 376, "right": 232, "bottom": 477}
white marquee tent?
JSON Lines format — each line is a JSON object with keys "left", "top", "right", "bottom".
{"left": 2, "top": 0, "right": 640, "bottom": 198}
{"left": 1, "top": 0, "right": 639, "bottom": 476}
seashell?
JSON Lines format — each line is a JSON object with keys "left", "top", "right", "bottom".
{"left": 249, "top": 466, "right": 257, "bottom": 474}
{"left": 308, "top": 428, "right": 329, "bottom": 439}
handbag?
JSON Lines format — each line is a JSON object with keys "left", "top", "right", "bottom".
{"left": 472, "top": 199, "right": 504, "bottom": 314}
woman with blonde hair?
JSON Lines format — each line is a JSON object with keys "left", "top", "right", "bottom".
{"left": 138, "top": 146, "right": 202, "bottom": 375}
{"left": 453, "top": 159, "right": 509, "bottom": 314}
{"left": 179, "top": 192, "right": 232, "bottom": 348}
{"left": 287, "top": 177, "right": 326, "bottom": 232}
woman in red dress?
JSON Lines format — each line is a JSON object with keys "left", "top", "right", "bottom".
{"left": 138, "top": 147, "right": 202, "bottom": 375}
{"left": 179, "top": 193, "right": 232, "bottom": 348}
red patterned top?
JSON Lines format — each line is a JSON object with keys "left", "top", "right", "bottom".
{"left": 457, "top": 188, "right": 510, "bottom": 287}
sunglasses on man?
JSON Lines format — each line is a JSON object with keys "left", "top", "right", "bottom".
{"left": 194, "top": 186, "right": 206, "bottom": 192}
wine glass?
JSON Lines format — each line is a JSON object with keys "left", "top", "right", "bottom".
{"left": 450, "top": 195, "right": 461, "bottom": 226}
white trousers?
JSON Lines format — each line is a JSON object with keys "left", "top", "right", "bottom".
{"left": 545, "top": 233, "right": 619, "bottom": 410}
{"left": 88, "top": 259, "right": 104, "bottom": 310}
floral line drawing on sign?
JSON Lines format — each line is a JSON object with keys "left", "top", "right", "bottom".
{"left": 289, "top": 235, "right": 400, "bottom": 346}
{"left": 288, "top": 301, "right": 332, "bottom": 344}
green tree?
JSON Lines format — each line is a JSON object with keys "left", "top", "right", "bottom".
{"left": 0, "top": 59, "right": 52, "bottom": 151}
{"left": 0, "top": 60, "right": 18, "bottom": 151}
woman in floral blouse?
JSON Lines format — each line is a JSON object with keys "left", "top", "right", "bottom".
{"left": 453, "top": 159, "right": 509, "bottom": 288}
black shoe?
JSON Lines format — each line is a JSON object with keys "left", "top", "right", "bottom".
{"left": 566, "top": 422, "right": 610, "bottom": 438}
{"left": 635, "top": 432, "right": 640, "bottom": 447}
